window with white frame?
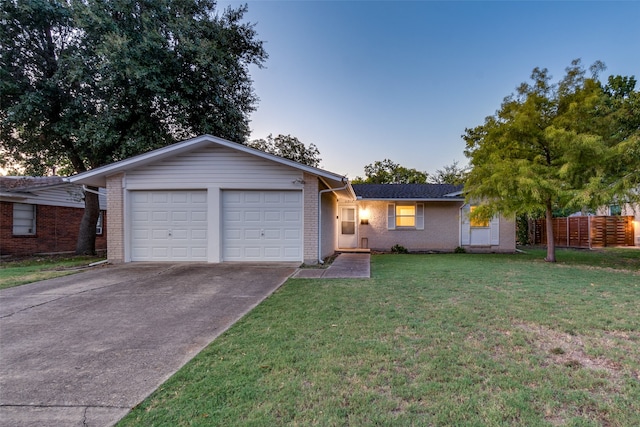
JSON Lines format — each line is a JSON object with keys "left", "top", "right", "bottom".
{"left": 470, "top": 206, "right": 489, "bottom": 228}
{"left": 609, "top": 204, "right": 622, "bottom": 216}
{"left": 13, "top": 203, "right": 36, "bottom": 235}
{"left": 396, "top": 204, "right": 416, "bottom": 227}
{"left": 96, "top": 211, "right": 104, "bottom": 235}
{"left": 387, "top": 203, "right": 424, "bottom": 230}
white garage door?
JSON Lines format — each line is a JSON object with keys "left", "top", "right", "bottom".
{"left": 222, "top": 190, "right": 302, "bottom": 262}
{"left": 130, "top": 191, "right": 207, "bottom": 261}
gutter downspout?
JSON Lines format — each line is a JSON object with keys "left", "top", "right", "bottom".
{"left": 318, "top": 178, "right": 350, "bottom": 264}
{"left": 82, "top": 185, "right": 101, "bottom": 195}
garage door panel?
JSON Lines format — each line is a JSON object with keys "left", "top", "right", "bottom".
{"left": 244, "top": 247, "right": 261, "bottom": 257}
{"left": 172, "top": 211, "right": 188, "bottom": 221}
{"left": 264, "top": 211, "right": 281, "bottom": 222}
{"left": 264, "top": 229, "right": 281, "bottom": 239}
{"left": 191, "top": 230, "right": 207, "bottom": 240}
{"left": 130, "top": 190, "right": 207, "bottom": 261}
{"left": 151, "top": 247, "right": 169, "bottom": 257}
{"left": 225, "top": 228, "right": 242, "bottom": 240}
{"left": 152, "top": 211, "right": 168, "bottom": 221}
{"left": 244, "top": 192, "right": 261, "bottom": 203}
{"left": 264, "top": 247, "right": 282, "bottom": 258}
{"left": 152, "top": 193, "right": 168, "bottom": 203}
{"left": 222, "top": 190, "right": 302, "bottom": 262}
{"left": 225, "top": 210, "right": 242, "bottom": 222}
{"left": 244, "top": 229, "right": 261, "bottom": 240}
{"left": 244, "top": 211, "right": 261, "bottom": 222}
{"left": 171, "top": 193, "right": 188, "bottom": 203}
{"left": 132, "top": 192, "right": 149, "bottom": 203}
{"left": 284, "top": 211, "right": 300, "bottom": 221}
{"left": 284, "top": 247, "right": 301, "bottom": 257}
{"left": 191, "top": 192, "right": 207, "bottom": 203}
{"left": 191, "top": 211, "right": 207, "bottom": 222}
{"left": 264, "top": 192, "right": 282, "bottom": 203}
{"left": 284, "top": 229, "right": 301, "bottom": 240}
{"left": 284, "top": 192, "right": 301, "bottom": 203}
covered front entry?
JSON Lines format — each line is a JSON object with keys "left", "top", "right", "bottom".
{"left": 222, "top": 190, "right": 303, "bottom": 261}
{"left": 129, "top": 190, "right": 208, "bottom": 261}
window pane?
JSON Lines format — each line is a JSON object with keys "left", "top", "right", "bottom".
{"left": 470, "top": 206, "right": 489, "bottom": 228}
{"left": 341, "top": 221, "right": 355, "bottom": 234}
{"left": 397, "top": 216, "right": 415, "bottom": 227}
{"left": 396, "top": 206, "right": 415, "bottom": 216}
{"left": 395, "top": 205, "right": 416, "bottom": 227}
{"left": 342, "top": 208, "right": 355, "bottom": 221}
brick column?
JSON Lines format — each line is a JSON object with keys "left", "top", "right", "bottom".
{"left": 106, "top": 173, "right": 125, "bottom": 263}
{"left": 303, "top": 173, "right": 319, "bottom": 264}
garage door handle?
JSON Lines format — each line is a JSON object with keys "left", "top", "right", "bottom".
{"left": 261, "top": 229, "right": 264, "bottom": 237}
{"left": 168, "top": 230, "right": 172, "bottom": 237}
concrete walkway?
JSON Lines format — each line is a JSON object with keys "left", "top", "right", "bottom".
{"left": 293, "top": 253, "right": 370, "bottom": 278}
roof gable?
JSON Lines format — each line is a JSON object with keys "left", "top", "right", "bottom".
{"left": 68, "top": 134, "right": 349, "bottom": 190}
{"left": 352, "top": 183, "right": 464, "bottom": 200}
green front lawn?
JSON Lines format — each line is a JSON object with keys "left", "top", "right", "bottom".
{"left": 0, "top": 255, "right": 105, "bottom": 290}
{"left": 121, "top": 249, "right": 639, "bottom": 426}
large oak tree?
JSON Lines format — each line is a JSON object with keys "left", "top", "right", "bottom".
{"left": 248, "top": 134, "right": 321, "bottom": 167}
{"left": 1, "top": 0, "right": 267, "bottom": 254}
{"left": 463, "top": 60, "right": 639, "bottom": 262}
{"left": 352, "top": 159, "right": 428, "bottom": 184}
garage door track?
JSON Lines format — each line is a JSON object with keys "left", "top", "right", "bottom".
{"left": 0, "top": 262, "right": 296, "bottom": 426}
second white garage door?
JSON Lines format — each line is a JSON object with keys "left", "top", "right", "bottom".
{"left": 222, "top": 190, "right": 303, "bottom": 262}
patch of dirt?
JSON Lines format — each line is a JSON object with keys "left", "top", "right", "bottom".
{"left": 512, "top": 322, "right": 626, "bottom": 380}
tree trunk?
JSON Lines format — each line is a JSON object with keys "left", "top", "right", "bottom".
{"left": 76, "top": 187, "right": 100, "bottom": 255}
{"left": 544, "top": 200, "right": 556, "bottom": 262}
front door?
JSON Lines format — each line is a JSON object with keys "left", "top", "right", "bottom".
{"left": 338, "top": 206, "right": 357, "bottom": 248}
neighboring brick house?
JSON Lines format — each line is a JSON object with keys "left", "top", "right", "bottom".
{"left": 0, "top": 176, "right": 107, "bottom": 257}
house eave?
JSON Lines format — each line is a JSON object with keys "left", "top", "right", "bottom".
{"left": 356, "top": 197, "right": 465, "bottom": 202}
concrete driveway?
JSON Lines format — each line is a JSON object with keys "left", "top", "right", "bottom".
{"left": 0, "top": 262, "right": 296, "bottom": 427}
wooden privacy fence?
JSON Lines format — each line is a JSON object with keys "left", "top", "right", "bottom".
{"left": 530, "top": 216, "right": 635, "bottom": 248}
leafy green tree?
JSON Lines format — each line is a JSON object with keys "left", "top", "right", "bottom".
{"left": 248, "top": 134, "right": 321, "bottom": 167}
{"left": 428, "top": 160, "right": 469, "bottom": 185}
{"left": 592, "top": 75, "right": 640, "bottom": 205}
{"left": 352, "top": 159, "right": 428, "bottom": 184}
{"left": 463, "top": 60, "right": 638, "bottom": 262}
{"left": 1, "top": 0, "right": 267, "bottom": 254}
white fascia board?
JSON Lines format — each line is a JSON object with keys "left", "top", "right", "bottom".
{"left": 0, "top": 192, "right": 28, "bottom": 201}
{"left": 356, "top": 197, "right": 465, "bottom": 202}
{"left": 68, "top": 134, "right": 350, "bottom": 188}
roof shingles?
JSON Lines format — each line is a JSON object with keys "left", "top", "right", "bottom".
{"left": 0, "top": 176, "right": 66, "bottom": 192}
{"left": 352, "top": 183, "right": 463, "bottom": 200}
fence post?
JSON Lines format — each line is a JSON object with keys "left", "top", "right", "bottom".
{"left": 588, "top": 215, "right": 592, "bottom": 249}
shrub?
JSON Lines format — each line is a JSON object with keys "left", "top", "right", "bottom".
{"left": 454, "top": 246, "right": 466, "bottom": 254}
{"left": 391, "top": 244, "right": 408, "bottom": 254}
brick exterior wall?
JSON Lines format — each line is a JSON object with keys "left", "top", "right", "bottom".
{"left": 303, "top": 173, "right": 319, "bottom": 263}
{"left": 106, "top": 173, "right": 125, "bottom": 263}
{"left": 356, "top": 200, "right": 516, "bottom": 253}
{"left": 357, "top": 200, "right": 462, "bottom": 252}
{"left": 0, "top": 201, "right": 107, "bottom": 257}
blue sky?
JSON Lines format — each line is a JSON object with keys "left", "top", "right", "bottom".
{"left": 218, "top": 1, "right": 640, "bottom": 179}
